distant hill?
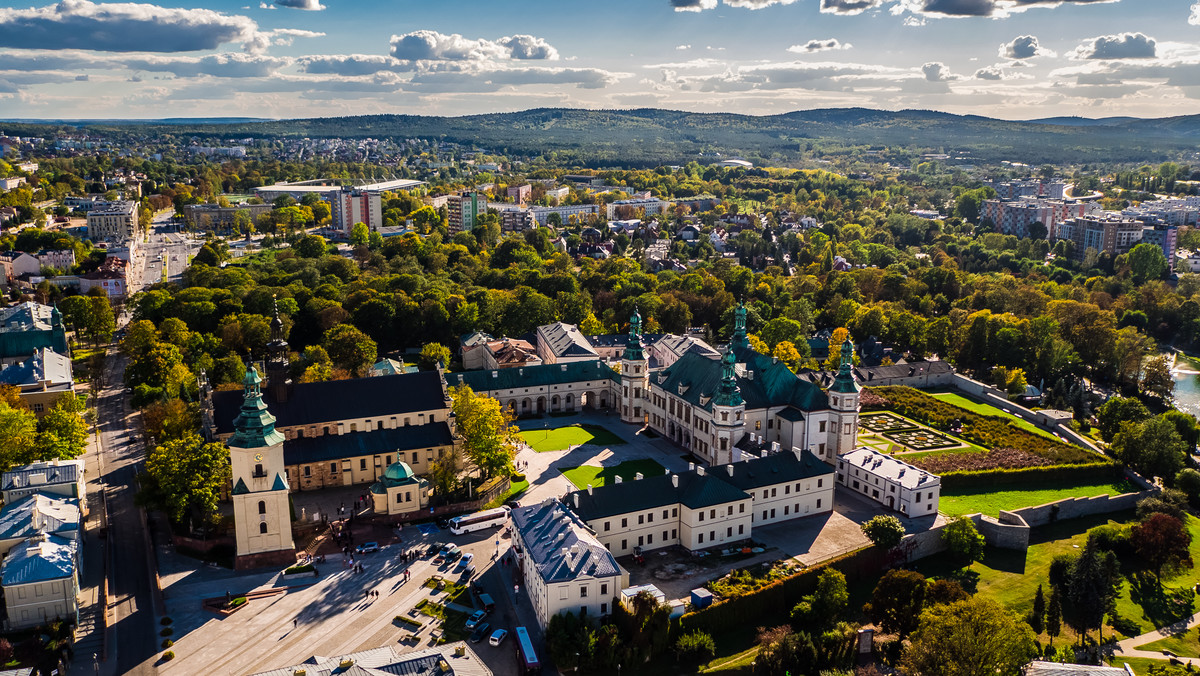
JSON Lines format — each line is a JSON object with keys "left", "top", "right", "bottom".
{"left": 5, "top": 107, "right": 1199, "bottom": 165}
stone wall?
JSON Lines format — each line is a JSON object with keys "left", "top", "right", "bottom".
{"left": 948, "top": 374, "right": 1098, "bottom": 451}
{"left": 1006, "top": 490, "right": 1150, "bottom": 529}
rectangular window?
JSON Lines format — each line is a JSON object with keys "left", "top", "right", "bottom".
{"left": 601, "top": 603, "right": 608, "bottom": 614}
{"left": 638, "top": 535, "right": 644, "bottom": 546}
{"left": 727, "top": 527, "right": 732, "bottom": 537}
{"left": 816, "top": 499, "right": 822, "bottom": 509}
{"left": 762, "top": 510, "right": 767, "bottom": 520}
{"left": 770, "top": 509, "right": 776, "bottom": 518}
{"left": 560, "top": 587, "right": 569, "bottom": 600}
{"left": 601, "top": 583, "right": 608, "bottom": 595}
{"left": 580, "top": 586, "right": 588, "bottom": 598}
{"left": 359, "top": 459, "right": 367, "bottom": 471}
{"left": 672, "top": 508, "right": 678, "bottom": 517}
{"left": 330, "top": 463, "right": 337, "bottom": 473}
{"left": 663, "top": 530, "right": 669, "bottom": 541}
{"left": 739, "top": 504, "right": 745, "bottom": 513}
{"left": 304, "top": 466, "right": 311, "bottom": 477}
{"left": 916, "top": 493, "right": 922, "bottom": 503}
{"left": 412, "top": 452, "right": 418, "bottom": 463}
{"left": 784, "top": 505, "right": 789, "bottom": 515}
{"left": 698, "top": 533, "right": 704, "bottom": 544}
{"left": 699, "top": 512, "right": 705, "bottom": 522}
{"left": 604, "top": 521, "right": 610, "bottom": 532}
{"left": 663, "top": 509, "right": 669, "bottom": 519}
{"left": 710, "top": 530, "right": 715, "bottom": 541}
{"left": 647, "top": 533, "right": 653, "bottom": 544}
{"left": 622, "top": 518, "right": 628, "bottom": 528}
{"left": 795, "top": 483, "right": 801, "bottom": 492}
{"left": 638, "top": 514, "right": 644, "bottom": 525}
{"left": 710, "top": 509, "right": 716, "bottom": 519}
{"left": 648, "top": 513, "right": 654, "bottom": 523}
{"left": 672, "top": 529, "right": 677, "bottom": 538}
{"left": 621, "top": 539, "right": 627, "bottom": 550}
{"left": 817, "top": 479, "right": 823, "bottom": 488}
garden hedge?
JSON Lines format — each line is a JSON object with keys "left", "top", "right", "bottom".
{"left": 939, "top": 461, "right": 1124, "bottom": 490}
{"left": 866, "top": 386, "right": 1098, "bottom": 466}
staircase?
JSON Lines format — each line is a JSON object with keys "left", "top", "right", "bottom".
{"left": 299, "top": 524, "right": 332, "bottom": 559}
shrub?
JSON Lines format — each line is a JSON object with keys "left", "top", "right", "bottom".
{"left": 160, "top": 616, "right": 173, "bottom": 626}
{"left": 229, "top": 596, "right": 247, "bottom": 608}
{"left": 162, "top": 651, "right": 175, "bottom": 662}
{"left": 938, "top": 462, "right": 1123, "bottom": 490}
{"left": 511, "top": 473, "right": 526, "bottom": 482}
{"left": 161, "top": 639, "right": 174, "bottom": 649}
{"left": 674, "top": 630, "right": 716, "bottom": 666}
{"left": 861, "top": 515, "right": 906, "bottom": 550}
{"left": 394, "top": 615, "right": 423, "bottom": 629}
{"left": 284, "top": 563, "right": 315, "bottom": 575}
{"left": 1048, "top": 554, "right": 1076, "bottom": 592}
{"left": 0, "top": 638, "right": 12, "bottom": 663}
{"left": 159, "top": 627, "right": 174, "bottom": 637}
{"left": 1137, "top": 490, "right": 1189, "bottom": 521}
{"left": 1086, "top": 523, "right": 1132, "bottom": 557}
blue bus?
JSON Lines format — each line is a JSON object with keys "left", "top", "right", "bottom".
{"left": 514, "top": 626, "right": 541, "bottom": 675}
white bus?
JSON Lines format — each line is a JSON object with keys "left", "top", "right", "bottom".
{"left": 449, "top": 507, "right": 510, "bottom": 535}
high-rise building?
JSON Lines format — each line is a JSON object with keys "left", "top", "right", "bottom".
{"left": 331, "top": 188, "right": 382, "bottom": 234}
{"left": 85, "top": 201, "right": 138, "bottom": 243}
{"left": 447, "top": 192, "right": 484, "bottom": 232}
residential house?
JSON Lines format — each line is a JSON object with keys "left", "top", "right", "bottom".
{"left": 0, "top": 348, "right": 74, "bottom": 416}
{"left": 85, "top": 201, "right": 138, "bottom": 243}
{"left": 1, "top": 460, "right": 87, "bottom": 516}
{"left": 511, "top": 498, "right": 626, "bottom": 629}
{"left": 2, "top": 534, "right": 79, "bottom": 630}
{"left": 35, "top": 250, "right": 76, "bottom": 272}
{"left": 0, "top": 493, "right": 80, "bottom": 557}
{"left": 0, "top": 252, "right": 41, "bottom": 282}
{"left": 78, "top": 257, "right": 129, "bottom": 298}
{"left": 836, "top": 448, "right": 941, "bottom": 516}
{"left": 0, "top": 303, "right": 69, "bottom": 365}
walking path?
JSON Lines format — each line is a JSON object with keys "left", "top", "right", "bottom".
{"left": 1112, "top": 612, "right": 1200, "bottom": 666}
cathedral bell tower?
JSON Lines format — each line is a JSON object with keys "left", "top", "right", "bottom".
{"left": 228, "top": 363, "right": 295, "bottom": 569}
{"left": 266, "top": 297, "right": 291, "bottom": 403}
{"left": 710, "top": 347, "right": 746, "bottom": 465}
{"left": 828, "top": 339, "right": 861, "bottom": 461}
{"left": 620, "top": 307, "right": 650, "bottom": 426}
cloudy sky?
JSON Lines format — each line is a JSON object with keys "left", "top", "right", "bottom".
{"left": 1, "top": 0, "right": 1199, "bottom": 120}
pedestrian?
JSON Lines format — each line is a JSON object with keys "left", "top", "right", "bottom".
{"left": 293, "top": 618, "right": 297, "bottom": 628}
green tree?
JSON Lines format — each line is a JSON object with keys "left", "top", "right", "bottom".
{"left": 419, "top": 343, "right": 451, "bottom": 369}
{"left": 942, "top": 515, "right": 986, "bottom": 566}
{"left": 902, "top": 597, "right": 1036, "bottom": 676}
{"left": 1031, "top": 584, "right": 1046, "bottom": 633}
{"left": 791, "top": 568, "right": 848, "bottom": 631}
{"left": 760, "top": 317, "right": 805, "bottom": 350}
{"left": 1175, "top": 468, "right": 1200, "bottom": 508}
{"left": 1111, "top": 416, "right": 1186, "bottom": 483}
{"left": 294, "top": 234, "right": 328, "bottom": 258}
{"left": 861, "top": 514, "right": 906, "bottom": 550}
{"left": 674, "top": 631, "right": 716, "bottom": 667}
{"left": 1128, "top": 242, "right": 1169, "bottom": 285}
{"left": 579, "top": 311, "right": 604, "bottom": 336}
{"left": 1096, "top": 396, "right": 1151, "bottom": 442}
{"left": 141, "top": 434, "right": 231, "bottom": 527}
{"left": 322, "top": 324, "right": 377, "bottom": 377}
{"left": 1065, "top": 542, "right": 1121, "bottom": 642}
{"left": 87, "top": 295, "right": 115, "bottom": 344}
{"left": 192, "top": 243, "right": 222, "bottom": 267}
{"left": 349, "top": 222, "right": 369, "bottom": 246}
{"left": 0, "top": 402, "right": 38, "bottom": 469}
{"left": 35, "top": 393, "right": 88, "bottom": 460}
{"left": 1046, "top": 587, "right": 1063, "bottom": 645}
{"left": 865, "top": 568, "right": 926, "bottom": 637}
{"left": 449, "top": 385, "right": 516, "bottom": 480}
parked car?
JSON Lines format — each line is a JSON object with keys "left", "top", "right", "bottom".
{"left": 465, "top": 610, "right": 488, "bottom": 630}
{"left": 356, "top": 542, "right": 380, "bottom": 554}
{"left": 455, "top": 553, "right": 475, "bottom": 572}
{"left": 433, "top": 543, "right": 459, "bottom": 563}
{"left": 469, "top": 622, "right": 491, "bottom": 644}
{"left": 488, "top": 629, "right": 508, "bottom": 646}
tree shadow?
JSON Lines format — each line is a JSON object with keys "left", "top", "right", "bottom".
{"left": 947, "top": 567, "right": 982, "bottom": 594}
{"left": 980, "top": 547, "right": 1027, "bottom": 575}
{"left": 1128, "top": 571, "right": 1196, "bottom": 629}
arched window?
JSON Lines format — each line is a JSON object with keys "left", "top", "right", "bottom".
{"left": 258, "top": 500, "right": 267, "bottom": 514}
{"left": 259, "top": 522, "right": 268, "bottom": 534}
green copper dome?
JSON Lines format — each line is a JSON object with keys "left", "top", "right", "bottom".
{"left": 383, "top": 461, "right": 415, "bottom": 482}
{"left": 229, "top": 364, "right": 285, "bottom": 449}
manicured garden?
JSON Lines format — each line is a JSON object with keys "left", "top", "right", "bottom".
{"left": 518, "top": 423, "right": 626, "bottom": 452}
{"left": 938, "top": 478, "right": 1138, "bottom": 517}
{"left": 561, "top": 458, "right": 667, "bottom": 490}
{"left": 930, "top": 391, "right": 1061, "bottom": 441}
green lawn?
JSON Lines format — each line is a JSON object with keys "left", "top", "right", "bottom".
{"left": 1109, "top": 657, "right": 1179, "bottom": 674}
{"left": 518, "top": 424, "right": 626, "bottom": 452}
{"left": 931, "top": 392, "right": 1061, "bottom": 441}
{"left": 483, "top": 479, "right": 529, "bottom": 509}
{"left": 561, "top": 459, "right": 667, "bottom": 490}
{"left": 939, "top": 479, "right": 1137, "bottom": 517}
{"left": 1138, "top": 629, "right": 1200, "bottom": 657}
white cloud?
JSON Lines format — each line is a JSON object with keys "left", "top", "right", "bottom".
{"left": 819, "top": 0, "right": 885, "bottom": 14}
{"left": 922, "top": 61, "right": 958, "bottom": 81}
{"left": 671, "top": 0, "right": 717, "bottom": 10}
{"left": 274, "top": 0, "right": 324, "bottom": 9}
{"left": 126, "top": 53, "right": 289, "bottom": 78}
{"left": 676, "top": 44, "right": 691, "bottom": 50}
{"left": 1000, "top": 35, "right": 1055, "bottom": 59}
{"left": 0, "top": 0, "right": 264, "bottom": 53}
{"left": 903, "top": 15, "right": 927, "bottom": 25}
{"left": 1069, "top": 32, "right": 1157, "bottom": 60}
{"left": 388, "top": 30, "right": 560, "bottom": 64}
{"left": 1190, "top": 2, "right": 1200, "bottom": 25}
{"left": 660, "top": 59, "right": 938, "bottom": 94}
{"left": 788, "top": 39, "right": 852, "bottom": 53}
{"left": 973, "top": 64, "right": 1029, "bottom": 80}
{"left": 497, "top": 35, "right": 559, "bottom": 61}
{"left": 722, "top": 0, "right": 801, "bottom": 7}
{"left": 895, "top": 0, "right": 1119, "bottom": 19}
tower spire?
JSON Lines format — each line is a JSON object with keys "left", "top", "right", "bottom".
{"left": 229, "top": 362, "right": 285, "bottom": 448}
{"left": 623, "top": 306, "right": 644, "bottom": 362}
{"left": 713, "top": 347, "right": 744, "bottom": 407}
{"left": 831, "top": 338, "right": 860, "bottom": 394}
{"left": 731, "top": 302, "right": 749, "bottom": 350}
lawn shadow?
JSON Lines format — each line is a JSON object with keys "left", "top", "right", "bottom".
{"left": 1129, "top": 571, "right": 1196, "bottom": 629}
{"left": 979, "top": 547, "right": 1027, "bottom": 576}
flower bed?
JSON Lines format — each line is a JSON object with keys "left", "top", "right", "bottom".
{"left": 884, "top": 429, "right": 957, "bottom": 450}
{"left": 860, "top": 413, "right": 918, "bottom": 433}
{"left": 910, "top": 447, "right": 1052, "bottom": 473}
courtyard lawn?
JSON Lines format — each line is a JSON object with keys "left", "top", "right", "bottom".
{"left": 930, "top": 392, "right": 1061, "bottom": 441}
{"left": 561, "top": 459, "right": 667, "bottom": 490}
{"left": 483, "top": 478, "right": 529, "bottom": 509}
{"left": 1109, "top": 657, "right": 1179, "bottom": 674}
{"left": 939, "top": 478, "right": 1137, "bottom": 517}
{"left": 517, "top": 424, "right": 626, "bottom": 452}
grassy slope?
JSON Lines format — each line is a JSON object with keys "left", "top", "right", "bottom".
{"left": 939, "top": 479, "right": 1136, "bottom": 517}
{"left": 930, "top": 392, "right": 1061, "bottom": 441}
{"left": 1138, "top": 630, "right": 1200, "bottom": 657}
{"left": 561, "top": 459, "right": 667, "bottom": 490}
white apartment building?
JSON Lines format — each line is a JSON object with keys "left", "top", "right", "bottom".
{"left": 607, "top": 198, "right": 670, "bottom": 220}
{"left": 85, "top": 200, "right": 138, "bottom": 243}
{"left": 530, "top": 204, "right": 600, "bottom": 226}
{"left": 567, "top": 448, "right": 835, "bottom": 557}
{"left": 511, "top": 498, "right": 626, "bottom": 629}
{"left": 837, "top": 447, "right": 941, "bottom": 516}
{"left": 332, "top": 188, "right": 383, "bottom": 234}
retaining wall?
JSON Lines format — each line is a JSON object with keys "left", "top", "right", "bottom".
{"left": 948, "top": 374, "right": 1098, "bottom": 451}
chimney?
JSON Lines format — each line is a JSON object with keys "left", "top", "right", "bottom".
{"left": 634, "top": 472, "right": 643, "bottom": 481}
{"left": 671, "top": 474, "right": 679, "bottom": 488}
{"left": 792, "top": 446, "right": 803, "bottom": 461}
{"left": 696, "top": 466, "right": 705, "bottom": 476}
{"left": 664, "top": 468, "right": 671, "bottom": 475}
{"left": 688, "top": 462, "right": 695, "bottom": 472}
{"left": 573, "top": 493, "right": 580, "bottom": 508}
{"left": 726, "top": 464, "right": 734, "bottom": 477}
{"left": 614, "top": 475, "right": 623, "bottom": 484}
{"left": 586, "top": 484, "right": 593, "bottom": 495}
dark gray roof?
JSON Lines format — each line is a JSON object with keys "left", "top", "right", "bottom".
{"left": 852, "top": 360, "right": 954, "bottom": 382}
{"left": 453, "top": 359, "right": 618, "bottom": 393}
{"left": 537, "top": 322, "right": 598, "bottom": 359}
{"left": 512, "top": 499, "right": 621, "bottom": 584}
{"left": 282, "top": 422, "right": 454, "bottom": 466}
{"left": 212, "top": 371, "right": 447, "bottom": 435}
{"left": 569, "top": 470, "right": 749, "bottom": 521}
{"left": 2, "top": 461, "right": 80, "bottom": 493}
{"left": 717, "top": 449, "right": 833, "bottom": 491}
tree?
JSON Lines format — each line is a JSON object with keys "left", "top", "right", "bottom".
{"left": 1111, "top": 416, "right": 1186, "bottom": 483}
{"left": 865, "top": 568, "right": 926, "bottom": 637}
{"left": 674, "top": 631, "right": 716, "bottom": 667}
{"left": 1097, "top": 396, "right": 1151, "bottom": 442}
{"left": 141, "top": 434, "right": 231, "bottom": 527}
{"left": 544, "top": 611, "right": 591, "bottom": 671}
{"left": 1128, "top": 242, "right": 1169, "bottom": 285}
{"left": 349, "top": 222, "right": 369, "bottom": 246}
{"left": 760, "top": 317, "right": 805, "bottom": 350}
{"left": 942, "top": 515, "right": 986, "bottom": 566}
{"left": 419, "top": 343, "right": 451, "bottom": 369}
{"left": 902, "top": 597, "right": 1036, "bottom": 676}
{"left": 1046, "top": 587, "right": 1063, "bottom": 645}
{"left": 449, "top": 385, "right": 516, "bottom": 480}
{"left": 35, "top": 393, "right": 88, "bottom": 461}
{"left": 926, "top": 579, "right": 969, "bottom": 607}
{"left": 1065, "top": 542, "right": 1121, "bottom": 642}
{"left": 1132, "top": 513, "right": 1193, "bottom": 582}
{"left": 294, "top": 234, "right": 328, "bottom": 258}
{"left": 579, "top": 312, "right": 603, "bottom": 335}
{"left": 322, "top": 324, "right": 377, "bottom": 377}
{"left": 192, "top": 244, "right": 221, "bottom": 267}
{"left": 861, "top": 514, "right": 906, "bottom": 550}
{"left": 772, "top": 341, "right": 803, "bottom": 372}
{"left": 1142, "top": 355, "right": 1176, "bottom": 400}
{"left": 1031, "top": 584, "right": 1046, "bottom": 633}
{"left": 1175, "top": 468, "right": 1200, "bottom": 508}
{"left": 0, "top": 402, "right": 38, "bottom": 470}
{"left": 791, "top": 568, "right": 848, "bottom": 631}
{"left": 87, "top": 295, "right": 115, "bottom": 344}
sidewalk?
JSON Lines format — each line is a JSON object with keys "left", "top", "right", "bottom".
{"left": 1111, "top": 611, "right": 1200, "bottom": 667}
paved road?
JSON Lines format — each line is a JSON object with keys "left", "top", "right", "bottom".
{"left": 96, "top": 349, "right": 159, "bottom": 675}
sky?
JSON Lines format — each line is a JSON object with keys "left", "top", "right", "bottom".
{"left": 1, "top": 0, "right": 1199, "bottom": 121}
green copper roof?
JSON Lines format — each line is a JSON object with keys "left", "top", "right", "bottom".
{"left": 731, "top": 303, "right": 749, "bottom": 350}
{"left": 713, "top": 348, "right": 744, "bottom": 407}
{"left": 229, "top": 364, "right": 286, "bottom": 449}
{"left": 831, "top": 340, "right": 861, "bottom": 394}
{"left": 231, "top": 478, "right": 249, "bottom": 495}
{"left": 272, "top": 473, "right": 288, "bottom": 491}
{"left": 623, "top": 307, "right": 645, "bottom": 362}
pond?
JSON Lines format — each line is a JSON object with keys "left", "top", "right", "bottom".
{"left": 1172, "top": 353, "right": 1200, "bottom": 418}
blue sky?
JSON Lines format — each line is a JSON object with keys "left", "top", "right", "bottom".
{"left": 0, "top": 0, "right": 1198, "bottom": 120}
